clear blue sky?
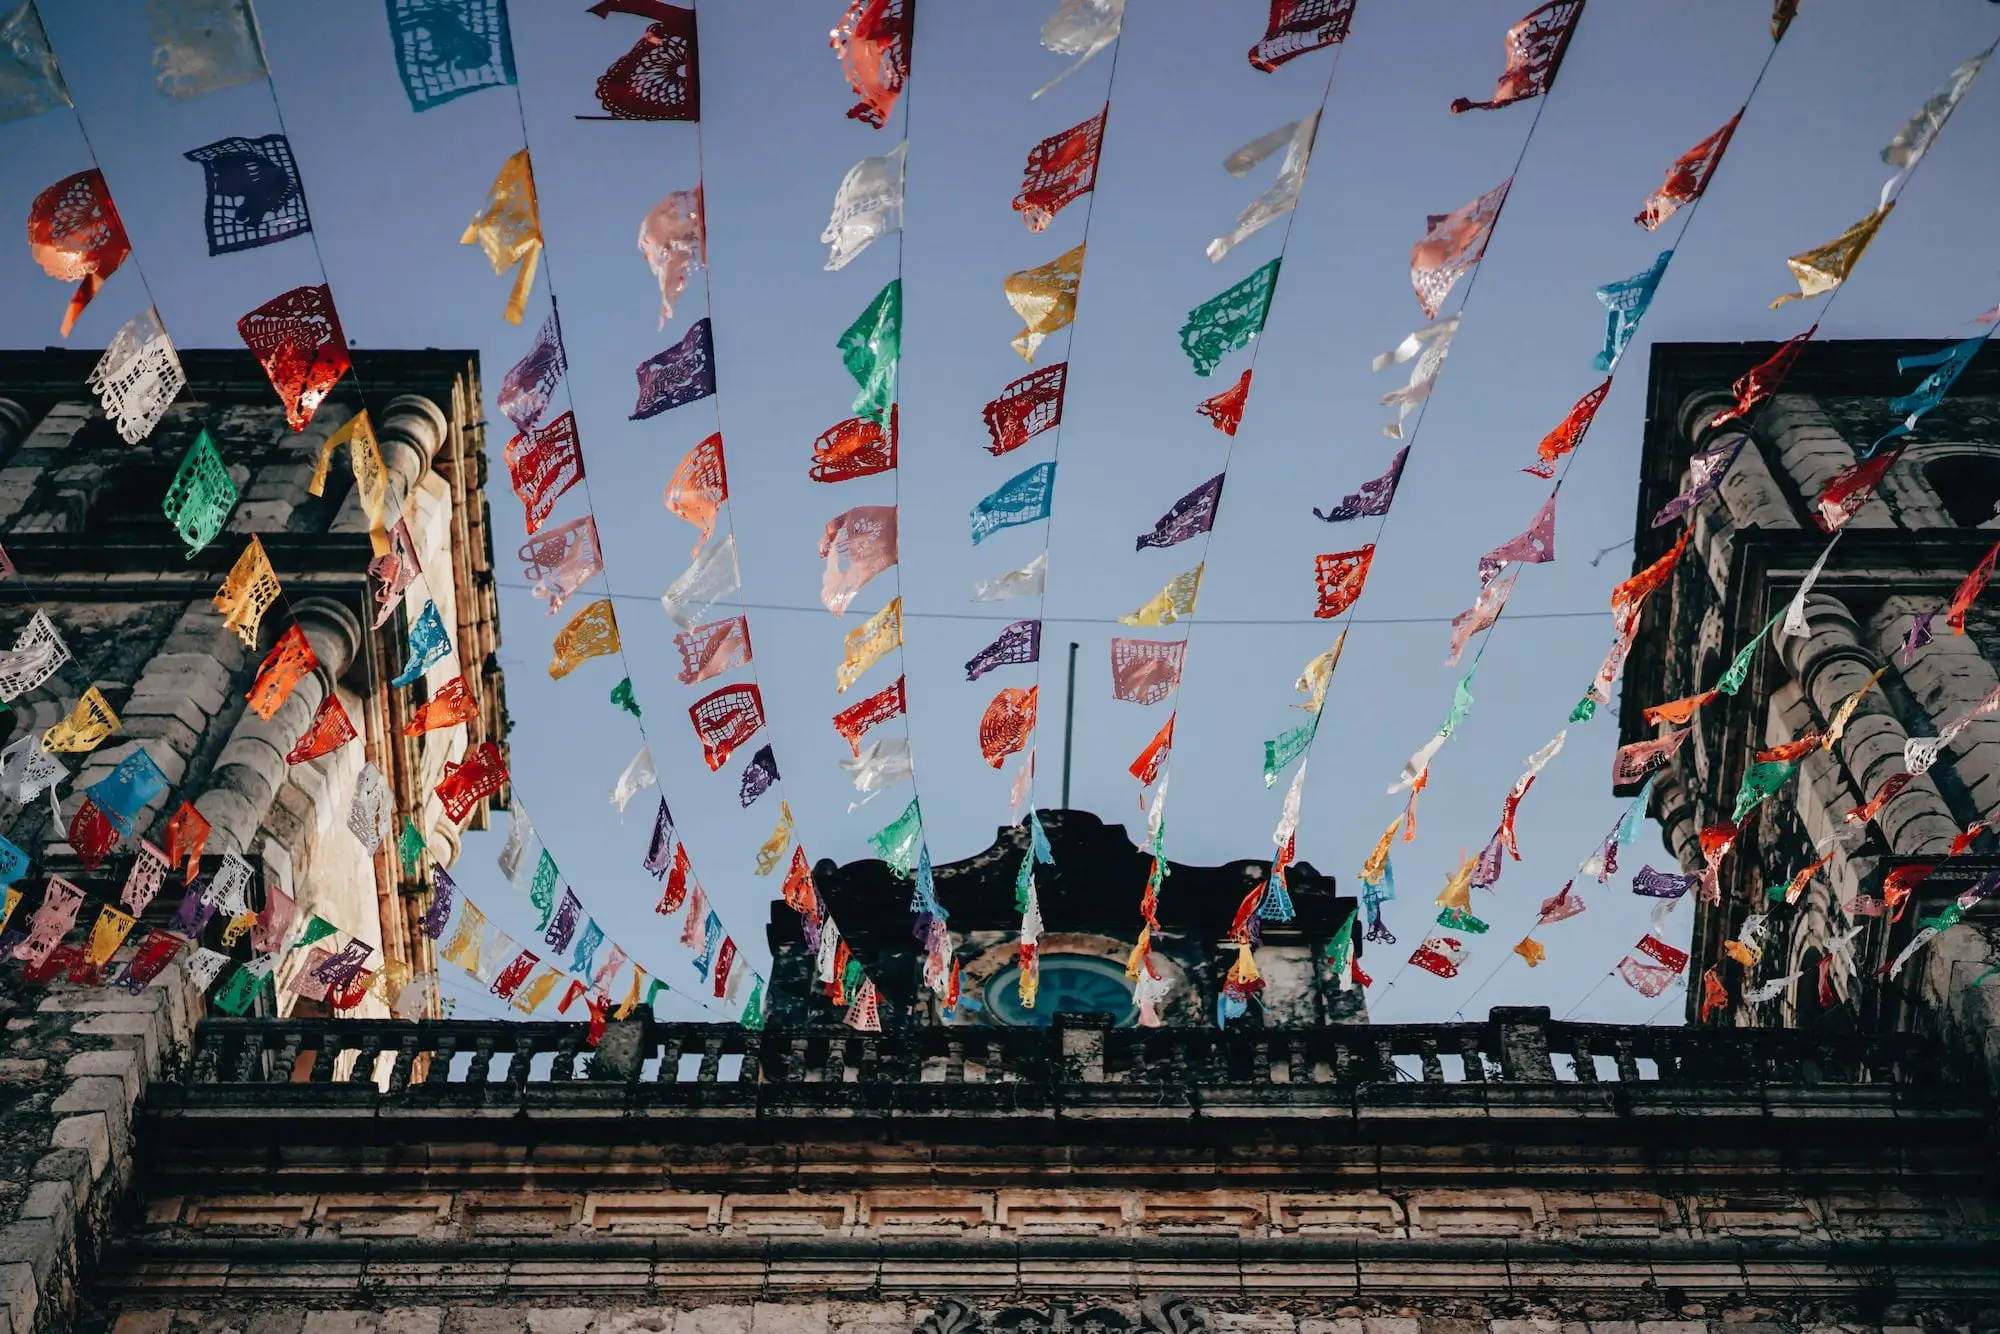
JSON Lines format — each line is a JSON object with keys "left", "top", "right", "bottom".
{"left": 6, "top": 1, "right": 1998, "bottom": 1025}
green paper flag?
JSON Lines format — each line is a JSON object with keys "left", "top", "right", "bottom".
{"left": 162, "top": 428, "right": 239, "bottom": 559}
{"left": 530, "top": 850, "right": 559, "bottom": 931}
{"left": 1325, "top": 911, "right": 1356, "bottom": 968}
{"left": 1732, "top": 760, "right": 1794, "bottom": 823}
{"left": 1441, "top": 670, "right": 1476, "bottom": 740}
{"left": 295, "top": 915, "right": 339, "bottom": 949}
{"left": 610, "top": 677, "right": 642, "bottom": 719}
{"left": 1919, "top": 904, "right": 1966, "bottom": 934}
{"left": 1180, "top": 258, "right": 1281, "bottom": 377}
{"left": 1262, "top": 717, "right": 1318, "bottom": 788}
{"left": 397, "top": 817, "right": 425, "bottom": 875}
{"left": 1569, "top": 693, "right": 1598, "bottom": 723}
{"left": 868, "top": 797, "right": 922, "bottom": 875}
{"left": 644, "top": 978, "right": 670, "bottom": 1008}
{"left": 1717, "top": 611, "right": 1784, "bottom": 697}
{"left": 1015, "top": 853, "right": 1034, "bottom": 913}
{"left": 1436, "top": 906, "right": 1490, "bottom": 934}
{"left": 841, "top": 956, "right": 865, "bottom": 997}
{"left": 839, "top": 279, "right": 901, "bottom": 425}
{"left": 211, "top": 957, "right": 275, "bottom": 1015}
{"left": 740, "top": 975, "right": 766, "bottom": 1030}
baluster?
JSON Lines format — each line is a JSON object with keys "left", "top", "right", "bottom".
{"left": 309, "top": 1029, "right": 342, "bottom": 1083}
{"left": 233, "top": 1030, "right": 265, "bottom": 1083}
{"left": 466, "top": 1034, "right": 497, "bottom": 1084}
{"left": 982, "top": 1038, "right": 1004, "bottom": 1084}
{"left": 1457, "top": 1033, "right": 1486, "bottom": 1082}
{"left": 1127, "top": 1037, "right": 1148, "bottom": 1083}
{"left": 510, "top": 1035, "right": 537, "bottom": 1088}
{"left": 698, "top": 1032, "right": 724, "bottom": 1083}
{"left": 783, "top": 1036, "right": 808, "bottom": 1083}
{"left": 659, "top": 1031, "right": 686, "bottom": 1083}
{"left": 425, "top": 1033, "right": 459, "bottom": 1085}
{"left": 1419, "top": 1037, "right": 1444, "bottom": 1084}
{"left": 1250, "top": 1037, "right": 1272, "bottom": 1084}
{"left": 389, "top": 1035, "right": 419, "bottom": 1092}
{"left": 1373, "top": 1038, "right": 1395, "bottom": 1081}
{"left": 1571, "top": 1034, "right": 1598, "bottom": 1084}
{"left": 859, "top": 1037, "right": 882, "bottom": 1084}
{"left": 1286, "top": 1037, "right": 1308, "bottom": 1085}
{"left": 1612, "top": 1036, "right": 1640, "bottom": 1083}
{"left": 353, "top": 1033, "right": 384, "bottom": 1087}
{"left": 735, "top": 1031, "right": 761, "bottom": 1085}
{"left": 550, "top": 1033, "right": 581, "bottom": 1081}
{"left": 191, "top": 1030, "right": 223, "bottom": 1084}
{"left": 267, "top": 1029, "right": 303, "bottom": 1083}
{"left": 822, "top": 1036, "right": 847, "bottom": 1083}
{"left": 945, "top": 1039, "right": 965, "bottom": 1083}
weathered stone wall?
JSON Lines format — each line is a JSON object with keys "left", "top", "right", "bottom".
{"left": 0, "top": 348, "right": 505, "bottom": 1020}
{"left": 0, "top": 963, "right": 198, "bottom": 1334}
{"left": 1622, "top": 345, "right": 2000, "bottom": 1044}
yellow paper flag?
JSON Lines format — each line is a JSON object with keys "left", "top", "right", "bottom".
{"left": 550, "top": 599, "right": 621, "bottom": 681}
{"left": 1119, "top": 564, "right": 1203, "bottom": 627}
{"left": 461, "top": 148, "right": 544, "bottom": 325}
{"left": 1004, "top": 243, "right": 1085, "bottom": 362}
{"left": 214, "top": 536, "right": 281, "bottom": 647}
{"left": 837, "top": 596, "right": 902, "bottom": 692}
{"left": 1772, "top": 203, "right": 1894, "bottom": 307}
{"left": 755, "top": 801, "right": 794, "bottom": 876}
{"left": 44, "top": 686, "right": 119, "bottom": 753}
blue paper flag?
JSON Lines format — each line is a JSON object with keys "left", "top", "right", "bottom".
{"left": 971, "top": 462, "right": 1056, "bottom": 544}
{"left": 86, "top": 749, "right": 169, "bottom": 836}
{"left": 1593, "top": 250, "right": 1672, "bottom": 373}
{"left": 391, "top": 600, "right": 451, "bottom": 687}
{"left": 386, "top": 0, "right": 517, "bottom": 112}
{"left": 1871, "top": 332, "right": 1992, "bottom": 454}
{"left": 568, "top": 917, "right": 605, "bottom": 977}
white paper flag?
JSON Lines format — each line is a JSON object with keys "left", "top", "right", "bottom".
{"left": 823, "top": 142, "right": 906, "bottom": 272}
{"left": 1207, "top": 112, "right": 1320, "bottom": 263}
{"left": 1032, "top": 0, "right": 1124, "bottom": 99}
{"left": 609, "top": 745, "right": 657, "bottom": 812}
{"left": 974, "top": 550, "right": 1047, "bottom": 602}
{"left": 1374, "top": 315, "right": 1460, "bottom": 439}
{"left": 661, "top": 534, "right": 740, "bottom": 629}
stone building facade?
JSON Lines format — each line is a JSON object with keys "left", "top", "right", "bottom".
{"left": 789, "top": 810, "right": 1365, "bottom": 1029}
{"left": 0, "top": 348, "right": 505, "bottom": 1017}
{"left": 1618, "top": 339, "right": 2000, "bottom": 1068}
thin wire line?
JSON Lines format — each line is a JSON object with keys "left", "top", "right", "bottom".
{"left": 493, "top": 583, "right": 1613, "bottom": 625}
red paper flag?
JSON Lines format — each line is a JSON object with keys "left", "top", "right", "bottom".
{"left": 982, "top": 364, "right": 1066, "bottom": 456}
{"left": 247, "top": 624, "right": 319, "bottom": 721}
{"left": 1110, "top": 639, "right": 1186, "bottom": 706}
{"left": 590, "top": 1, "right": 699, "bottom": 121}
{"left": 28, "top": 170, "right": 130, "bottom": 337}
{"left": 1129, "top": 712, "right": 1175, "bottom": 785}
{"left": 782, "top": 845, "right": 819, "bottom": 918}
{"left": 1450, "top": 1, "right": 1586, "bottom": 114}
{"left": 1313, "top": 546, "right": 1374, "bottom": 619}
{"left": 506, "top": 411, "right": 585, "bottom": 535}
{"left": 656, "top": 843, "right": 694, "bottom": 915}
{"left": 435, "top": 741, "right": 509, "bottom": 823}
{"left": 830, "top": 0, "right": 911, "bottom": 128}
{"left": 68, "top": 797, "right": 121, "bottom": 872}
{"left": 238, "top": 284, "right": 351, "bottom": 431}
{"left": 1815, "top": 448, "right": 1902, "bottom": 533}
{"left": 1014, "top": 107, "right": 1107, "bottom": 232}
{"left": 1946, "top": 537, "right": 2000, "bottom": 634}
{"left": 1522, "top": 378, "right": 1609, "bottom": 478}
{"left": 1757, "top": 732, "right": 1823, "bottom": 763}
{"left": 165, "top": 801, "right": 210, "bottom": 885}
{"left": 1248, "top": 0, "right": 1356, "bottom": 72}
{"left": 832, "top": 675, "right": 906, "bottom": 754}
{"left": 665, "top": 432, "right": 728, "bottom": 556}
{"left": 689, "top": 683, "right": 764, "bottom": 771}
{"left": 285, "top": 694, "right": 357, "bottom": 765}
{"left": 1643, "top": 690, "right": 1718, "bottom": 727}
{"left": 979, "top": 686, "right": 1037, "bottom": 768}
{"left": 1710, "top": 325, "right": 1816, "bottom": 430}
{"left": 1844, "top": 772, "right": 1914, "bottom": 826}
{"left": 1196, "top": 370, "right": 1253, "bottom": 437}
{"left": 1638, "top": 111, "right": 1741, "bottom": 231}
{"left": 1699, "top": 965, "right": 1729, "bottom": 1022}
{"left": 403, "top": 676, "right": 479, "bottom": 736}
{"left": 810, "top": 407, "right": 897, "bottom": 482}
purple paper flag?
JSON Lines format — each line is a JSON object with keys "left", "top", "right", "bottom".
{"left": 1137, "top": 474, "right": 1224, "bottom": 551}
{"left": 1631, "top": 864, "right": 1695, "bottom": 899}
{"left": 631, "top": 317, "right": 716, "bottom": 420}
{"left": 738, "top": 744, "right": 780, "bottom": 808}
{"left": 312, "top": 939, "right": 375, "bottom": 989}
{"left": 1902, "top": 609, "right": 1940, "bottom": 666}
{"left": 499, "top": 309, "right": 567, "bottom": 433}
{"left": 1651, "top": 437, "right": 1743, "bottom": 528}
{"left": 423, "top": 867, "right": 456, "bottom": 938}
{"left": 545, "top": 887, "right": 582, "bottom": 953}
{"left": 1316, "top": 447, "right": 1408, "bottom": 523}
{"left": 966, "top": 619, "right": 1042, "bottom": 681}
{"left": 643, "top": 798, "right": 675, "bottom": 880}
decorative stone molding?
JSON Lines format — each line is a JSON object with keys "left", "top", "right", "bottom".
{"left": 915, "top": 1299, "right": 1209, "bottom": 1334}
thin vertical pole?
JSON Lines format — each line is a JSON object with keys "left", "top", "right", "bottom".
{"left": 1061, "top": 642, "right": 1079, "bottom": 809}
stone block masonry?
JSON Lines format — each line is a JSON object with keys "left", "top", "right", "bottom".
{"left": 0, "top": 964, "right": 198, "bottom": 1334}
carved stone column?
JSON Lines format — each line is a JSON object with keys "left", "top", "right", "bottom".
{"left": 0, "top": 397, "right": 31, "bottom": 453}
{"left": 195, "top": 598, "right": 362, "bottom": 855}
{"left": 377, "top": 394, "right": 449, "bottom": 510}
{"left": 1776, "top": 593, "right": 1956, "bottom": 854}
